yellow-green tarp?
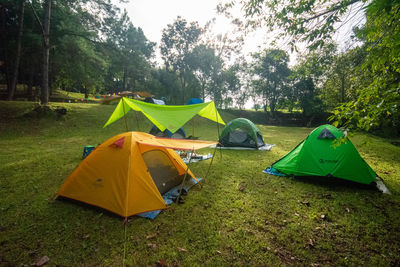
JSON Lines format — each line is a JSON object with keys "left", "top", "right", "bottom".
{"left": 104, "top": 97, "right": 225, "bottom": 133}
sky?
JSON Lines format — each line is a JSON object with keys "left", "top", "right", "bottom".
{"left": 118, "top": 0, "right": 269, "bottom": 64}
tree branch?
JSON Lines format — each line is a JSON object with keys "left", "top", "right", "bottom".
{"left": 302, "top": 0, "right": 362, "bottom": 23}
{"left": 29, "top": 1, "right": 45, "bottom": 38}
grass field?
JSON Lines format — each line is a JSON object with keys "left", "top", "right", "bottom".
{"left": 1, "top": 101, "right": 400, "bottom": 266}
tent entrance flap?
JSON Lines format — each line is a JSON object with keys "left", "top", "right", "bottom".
{"left": 142, "top": 149, "right": 184, "bottom": 195}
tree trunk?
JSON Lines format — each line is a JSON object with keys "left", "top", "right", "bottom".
{"left": 27, "top": 67, "right": 34, "bottom": 101}
{"left": 0, "top": 5, "right": 11, "bottom": 93}
{"left": 84, "top": 85, "right": 88, "bottom": 99}
{"left": 40, "top": 0, "right": 51, "bottom": 105}
{"left": 122, "top": 65, "right": 127, "bottom": 91}
{"left": 8, "top": 0, "right": 25, "bottom": 101}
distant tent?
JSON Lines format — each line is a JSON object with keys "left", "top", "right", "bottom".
{"left": 149, "top": 125, "right": 186, "bottom": 139}
{"left": 267, "top": 125, "right": 377, "bottom": 184}
{"left": 219, "top": 118, "right": 265, "bottom": 149}
{"left": 104, "top": 97, "right": 225, "bottom": 133}
{"left": 144, "top": 97, "right": 165, "bottom": 105}
{"left": 57, "top": 132, "right": 216, "bottom": 217}
{"left": 186, "top": 98, "right": 203, "bottom": 105}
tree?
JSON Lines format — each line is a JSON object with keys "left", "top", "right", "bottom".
{"left": 219, "top": 0, "right": 366, "bottom": 50}
{"left": 160, "top": 17, "right": 202, "bottom": 103}
{"left": 7, "top": 0, "right": 24, "bottom": 101}
{"left": 331, "top": 0, "right": 400, "bottom": 135}
{"left": 251, "top": 49, "right": 291, "bottom": 113}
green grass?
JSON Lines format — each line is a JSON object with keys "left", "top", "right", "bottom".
{"left": 1, "top": 101, "right": 400, "bottom": 266}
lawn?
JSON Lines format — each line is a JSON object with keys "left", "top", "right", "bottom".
{"left": 1, "top": 101, "right": 399, "bottom": 266}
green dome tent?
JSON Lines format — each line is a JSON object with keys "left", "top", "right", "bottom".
{"left": 219, "top": 118, "right": 265, "bottom": 149}
{"left": 268, "top": 124, "right": 377, "bottom": 184}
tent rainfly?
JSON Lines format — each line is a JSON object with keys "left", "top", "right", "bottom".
{"left": 57, "top": 132, "right": 217, "bottom": 217}
{"left": 266, "top": 124, "right": 390, "bottom": 193}
{"left": 104, "top": 97, "right": 225, "bottom": 133}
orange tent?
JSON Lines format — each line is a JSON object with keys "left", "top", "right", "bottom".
{"left": 57, "top": 132, "right": 216, "bottom": 217}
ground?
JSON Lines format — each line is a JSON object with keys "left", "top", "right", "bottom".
{"left": 0, "top": 101, "right": 399, "bottom": 266}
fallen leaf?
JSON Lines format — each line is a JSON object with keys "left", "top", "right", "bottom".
{"left": 294, "top": 212, "right": 300, "bottom": 217}
{"left": 83, "top": 234, "right": 90, "bottom": 239}
{"left": 146, "top": 233, "right": 157, "bottom": 240}
{"left": 177, "top": 247, "right": 187, "bottom": 252}
{"left": 266, "top": 247, "right": 271, "bottom": 251}
{"left": 216, "top": 250, "right": 222, "bottom": 254}
{"left": 345, "top": 207, "right": 350, "bottom": 213}
{"left": 33, "top": 256, "right": 49, "bottom": 266}
{"left": 155, "top": 259, "right": 168, "bottom": 267}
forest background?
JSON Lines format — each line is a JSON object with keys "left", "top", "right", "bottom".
{"left": 1, "top": 0, "right": 399, "bottom": 136}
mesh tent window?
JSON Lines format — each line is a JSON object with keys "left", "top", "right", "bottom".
{"left": 142, "top": 150, "right": 184, "bottom": 194}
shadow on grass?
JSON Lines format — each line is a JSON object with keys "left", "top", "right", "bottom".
{"left": 285, "top": 175, "right": 380, "bottom": 193}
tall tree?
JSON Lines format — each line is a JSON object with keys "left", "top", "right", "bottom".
{"left": 7, "top": 0, "right": 24, "bottom": 101}
{"left": 251, "top": 49, "right": 291, "bottom": 113}
{"left": 160, "top": 17, "right": 202, "bottom": 103}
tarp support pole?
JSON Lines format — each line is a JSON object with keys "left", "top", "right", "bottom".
{"left": 122, "top": 98, "right": 128, "bottom": 132}
{"left": 135, "top": 112, "right": 141, "bottom": 131}
{"left": 215, "top": 105, "right": 222, "bottom": 159}
{"left": 204, "top": 144, "right": 218, "bottom": 181}
{"left": 177, "top": 148, "right": 194, "bottom": 201}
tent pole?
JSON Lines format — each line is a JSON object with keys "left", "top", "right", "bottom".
{"left": 122, "top": 98, "right": 128, "bottom": 132}
{"left": 215, "top": 104, "right": 222, "bottom": 159}
{"left": 204, "top": 144, "right": 218, "bottom": 181}
{"left": 192, "top": 119, "right": 194, "bottom": 139}
{"left": 177, "top": 148, "right": 194, "bottom": 201}
{"left": 135, "top": 112, "right": 140, "bottom": 131}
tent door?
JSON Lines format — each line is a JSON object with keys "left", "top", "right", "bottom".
{"left": 142, "top": 150, "right": 184, "bottom": 194}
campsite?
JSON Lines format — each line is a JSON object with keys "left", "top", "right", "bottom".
{"left": 1, "top": 0, "right": 400, "bottom": 266}
{"left": 1, "top": 101, "right": 399, "bottom": 266}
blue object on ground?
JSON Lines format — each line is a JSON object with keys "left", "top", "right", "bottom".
{"left": 263, "top": 167, "right": 286, "bottom": 177}
{"left": 138, "top": 177, "right": 202, "bottom": 219}
{"left": 82, "top": 145, "right": 95, "bottom": 159}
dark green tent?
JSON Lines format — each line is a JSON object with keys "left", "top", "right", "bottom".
{"left": 270, "top": 124, "right": 377, "bottom": 184}
{"left": 219, "top": 118, "right": 265, "bottom": 149}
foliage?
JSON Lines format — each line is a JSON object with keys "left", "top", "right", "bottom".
{"left": 219, "top": 0, "right": 366, "bottom": 50}
{"left": 251, "top": 49, "right": 291, "bottom": 113}
{"left": 160, "top": 16, "right": 202, "bottom": 103}
{"left": 330, "top": 0, "right": 400, "bottom": 135}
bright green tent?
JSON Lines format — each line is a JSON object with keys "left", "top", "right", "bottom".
{"left": 270, "top": 124, "right": 377, "bottom": 184}
{"left": 104, "top": 97, "right": 225, "bottom": 133}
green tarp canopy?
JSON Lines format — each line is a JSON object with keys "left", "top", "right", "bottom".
{"left": 271, "top": 124, "right": 377, "bottom": 184}
{"left": 104, "top": 97, "right": 225, "bottom": 133}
